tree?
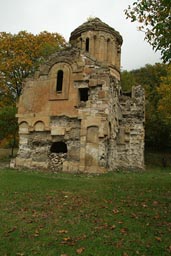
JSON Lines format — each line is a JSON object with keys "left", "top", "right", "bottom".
{"left": 0, "top": 31, "right": 66, "bottom": 102}
{"left": 130, "top": 63, "right": 171, "bottom": 149}
{"left": 120, "top": 70, "right": 136, "bottom": 91}
{"left": 121, "top": 63, "right": 170, "bottom": 149}
{"left": 157, "top": 64, "right": 171, "bottom": 124}
{"left": 0, "top": 30, "right": 66, "bottom": 151}
{"left": 125, "top": 0, "right": 171, "bottom": 63}
{"left": 0, "top": 106, "right": 18, "bottom": 156}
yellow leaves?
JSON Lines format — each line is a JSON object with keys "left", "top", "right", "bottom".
{"left": 131, "top": 213, "right": 138, "bottom": 219}
{"left": 122, "top": 253, "right": 129, "bottom": 256}
{"left": 152, "top": 200, "right": 159, "bottom": 206}
{"left": 0, "top": 30, "right": 66, "bottom": 100}
{"left": 113, "top": 208, "right": 120, "bottom": 214}
{"left": 61, "top": 248, "right": 85, "bottom": 256}
{"left": 141, "top": 202, "right": 148, "bottom": 208}
{"left": 120, "top": 228, "right": 128, "bottom": 235}
{"left": 167, "top": 245, "right": 171, "bottom": 253}
{"left": 61, "top": 236, "right": 76, "bottom": 246}
{"left": 76, "top": 247, "right": 85, "bottom": 254}
{"left": 62, "top": 237, "right": 71, "bottom": 242}
{"left": 110, "top": 224, "right": 116, "bottom": 230}
{"left": 33, "top": 229, "right": 40, "bottom": 237}
{"left": 155, "top": 236, "right": 162, "bottom": 242}
{"left": 116, "top": 239, "right": 124, "bottom": 248}
{"left": 58, "top": 229, "right": 68, "bottom": 234}
{"left": 157, "top": 64, "right": 171, "bottom": 123}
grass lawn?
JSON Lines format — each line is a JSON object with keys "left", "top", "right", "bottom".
{"left": 0, "top": 168, "right": 170, "bottom": 256}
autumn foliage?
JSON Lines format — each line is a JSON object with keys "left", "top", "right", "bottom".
{"left": 157, "top": 64, "right": 171, "bottom": 124}
{"left": 121, "top": 63, "right": 171, "bottom": 149}
{"left": 0, "top": 30, "right": 66, "bottom": 148}
{"left": 0, "top": 31, "right": 66, "bottom": 102}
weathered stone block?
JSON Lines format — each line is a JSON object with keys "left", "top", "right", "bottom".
{"left": 51, "top": 127, "right": 65, "bottom": 136}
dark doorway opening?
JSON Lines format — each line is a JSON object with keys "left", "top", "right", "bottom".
{"left": 50, "top": 142, "right": 67, "bottom": 153}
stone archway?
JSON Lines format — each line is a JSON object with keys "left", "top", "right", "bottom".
{"left": 50, "top": 142, "right": 67, "bottom": 153}
{"left": 34, "top": 121, "right": 45, "bottom": 131}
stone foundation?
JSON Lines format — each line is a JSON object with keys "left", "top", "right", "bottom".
{"left": 48, "top": 153, "right": 67, "bottom": 172}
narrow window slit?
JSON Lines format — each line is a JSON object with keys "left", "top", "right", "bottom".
{"left": 86, "top": 38, "right": 89, "bottom": 52}
{"left": 56, "top": 70, "right": 63, "bottom": 92}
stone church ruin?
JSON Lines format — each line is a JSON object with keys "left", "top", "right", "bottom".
{"left": 15, "top": 18, "right": 145, "bottom": 173}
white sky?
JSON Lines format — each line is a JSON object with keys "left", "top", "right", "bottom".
{"left": 0, "top": 0, "right": 161, "bottom": 70}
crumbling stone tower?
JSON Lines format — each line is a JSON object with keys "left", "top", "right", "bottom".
{"left": 15, "top": 18, "right": 145, "bottom": 172}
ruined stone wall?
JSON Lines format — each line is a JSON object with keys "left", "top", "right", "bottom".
{"left": 16, "top": 116, "right": 81, "bottom": 172}
{"left": 116, "top": 85, "right": 145, "bottom": 169}
{"left": 76, "top": 67, "right": 111, "bottom": 173}
{"left": 107, "top": 76, "right": 121, "bottom": 170}
{"left": 50, "top": 116, "right": 81, "bottom": 166}
{"left": 16, "top": 132, "right": 51, "bottom": 169}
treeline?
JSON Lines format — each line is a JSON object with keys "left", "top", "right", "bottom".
{"left": 0, "top": 31, "right": 170, "bottom": 153}
{"left": 121, "top": 63, "right": 171, "bottom": 150}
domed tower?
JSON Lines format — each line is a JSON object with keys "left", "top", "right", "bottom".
{"left": 70, "top": 18, "right": 123, "bottom": 73}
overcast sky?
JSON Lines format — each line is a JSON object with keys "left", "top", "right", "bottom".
{"left": 0, "top": 0, "right": 161, "bottom": 70}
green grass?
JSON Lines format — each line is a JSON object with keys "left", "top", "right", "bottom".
{"left": 145, "top": 149, "right": 171, "bottom": 168}
{"left": 0, "top": 169, "right": 171, "bottom": 256}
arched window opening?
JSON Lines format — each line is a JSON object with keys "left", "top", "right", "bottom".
{"left": 50, "top": 142, "right": 67, "bottom": 153}
{"left": 85, "top": 38, "right": 89, "bottom": 52}
{"left": 19, "top": 121, "right": 29, "bottom": 134}
{"left": 34, "top": 121, "right": 45, "bottom": 131}
{"left": 79, "top": 88, "right": 89, "bottom": 102}
{"left": 56, "top": 70, "right": 63, "bottom": 92}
